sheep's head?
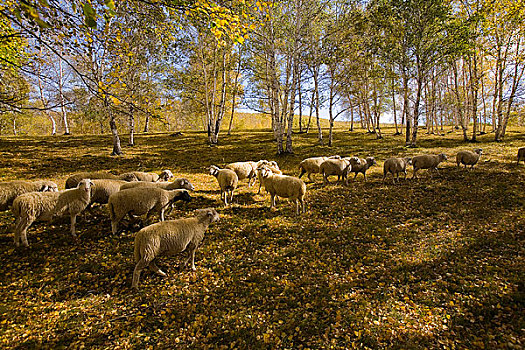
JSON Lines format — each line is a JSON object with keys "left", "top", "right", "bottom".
{"left": 196, "top": 208, "right": 220, "bottom": 224}
{"left": 171, "top": 189, "right": 192, "bottom": 204}
{"left": 256, "top": 160, "right": 269, "bottom": 168}
{"left": 159, "top": 170, "right": 174, "bottom": 181}
{"left": 269, "top": 161, "right": 279, "bottom": 169}
{"left": 41, "top": 181, "right": 58, "bottom": 192}
{"left": 348, "top": 157, "right": 361, "bottom": 166}
{"left": 440, "top": 153, "right": 448, "bottom": 161}
{"left": 209, "top": 166, "right": 220, "bottom": 177}
{"left": 475, "top": 148, "right": 483, "bottom": 155}
{"left": 366, "top": 157, "right": 377, "bottom": 166}
{"left": 77, "top": 179, "right": 93, "bottom": 193}
{"left": 329, "top": 155, "right": 341, "bottom": 159}
{"left": 404, "top": 157, "right": 413, "bottom": 165}
{"left": 257, "top": 166, "right": 271, "bottom": 178}
{"left": 172, "top": 178, "right": 194, "bottom": 191}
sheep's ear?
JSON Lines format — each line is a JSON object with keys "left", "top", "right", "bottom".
{"left": 41, "top": 185, "right": 49, "bottom": 192}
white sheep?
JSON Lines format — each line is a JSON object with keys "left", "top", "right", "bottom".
{"left": 65, "top": 172, "right": 137, "bottom": 189}
{"left": 108, "top": 188, "right": 192, "bottom": 234}
{"left": 132, "top": 208, "right": 220, "bottom": 289}
{"left": 52, "top": 179, "right": 93, "bottom": 238}
{"left": 0, "top": 180, "right": 58, "bottom": 211}
{"left": 382, "top": 157, "right": 412, "bottom": 184}
{"left": 120, "top": 178, "right": 194, "bottom": 192}
{"left": 518, "top": 148, "right": 525, "bottom": 165}
{"left": 209, "top": 165, "right": 238, "bottom": 205}
{"left": 258, "top": 166, "right": 306, "bottom": 215}
{"left": 256, "top": 160, "right": 282, "bottom": 194}
{"left": 456, "top": 149, "right": 483, "bottom": 169}
{"left": 412, "top": 153, "right": 448, "bottom": 179}
{"left": 225, "top": 161, "right": 258, "bottom": 186}
{"left": 345, "top": 157, "right": 377, "bottom": 184}
{"left": 90, "top": 179, "right": 129, "bottom": 205}
{"left": 119, "top": 170, "right": 174, "bottom": 183}
{"left": 298, "top": 155, "right": 341, "bottom": 182}
{"left": 11, "top": 191, "right": 62, "bottom": 247}
{"left": 319, "top": 157, "right": 358, "bottom": 186}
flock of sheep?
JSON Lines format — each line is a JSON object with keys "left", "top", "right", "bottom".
{"left": 1, "top": 146, "right": 524, "bottom": 289}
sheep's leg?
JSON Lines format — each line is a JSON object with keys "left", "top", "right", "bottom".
{"left": 17, "top": 219, "right": 30, "bottom": 247}
{"left": 270, "top": 194, "right": 276, "bottom": 208}
{"left": 132, "top": 258, "right": 151, "bottom": 290}
{"left": 412, "top": 169, "right": 418, "bottom": 179}
{"left": 257, "top": 182, "right": 262, "bottom": 194}
{"left": 229, "top": 190, "right": 234, "bottom": 204}
{"left": 160, "top": 208, "right": 165, "bottom": 222}
{"left": 70, "top": 215, "right": 77, "bottom": 238}
{"left": 362, "top": 173, "right": 366, "bottom": 182}
{"left": 323, "top": 174, "right": 330, "bottom": 186}
{"left": 149, "top": 261, "right": 166, "bottom": 277}
{"left": 299, "top": 198, "right": 306, "bottom": 213}
{"left": 308, "top": 173, "right": 314, "bottom": 182}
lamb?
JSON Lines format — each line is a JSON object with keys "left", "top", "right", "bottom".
{"left": 65, "top": 172, "right": 137, "bottom": 189}
{"left": 256, "top": 160, "right": 282, "bottom": 194}
{"left": 132, "top": 208, "right": 220, "bottom": 290}
{"left": 298, "top": 155, "right": 341, "bottom": 182}
{"left": 209, "top": 165, "right": 238, "bottom": 205}
{"left": 456, "top": 149, "right": 483, "bottom": 169}
{"left": 382, "top": 157, "right": 412, "bottom": 184}
{"left": 345, "top": 157, "right": 377, "bottom": 184}
{"left": 412, "top": 153, "right": 448, "bottom": 179}
{"left": 11, "top": 191, "right": 62, "bottom": 247}
{"left": 52, "top": 179, "right": 93, "bottom": 238}
{"left": 517, "top": 148, "right": 524, "bottom": 165}
{"left": 319, "top": 157, "right": 358, "bottom": 186}
{"left": 119, "top": 170, "right": 174, "bottom": 183}
{"left": 225, "top": 161, "right": 258, "bottom": 186}
{"left": 108, "top": 188, "right": 192, "bottom": 234}
{"left": 120, "top": 178, "right": 194, "bottom": 192}
{"left": 258, "top": 166, "right": 306, "bottom": 215}
{"left": 0, "top": 180, "right": 58, "bottom": 211}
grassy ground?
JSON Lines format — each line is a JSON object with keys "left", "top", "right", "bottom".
{"left": 0, "top": 126, "right": 524, "bottom": 349}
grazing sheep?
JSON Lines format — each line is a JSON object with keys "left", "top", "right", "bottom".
{"left": 209, "top": 165, "right": 238, "bottom": 205}
{"left": 119, "top": 170, "right": 174, "bottom": 183}
{"left": 258, "top": 166, "right": 306, "bottom": 215}
{"left": 0, "top": 180, "right": 58, "bottom": 211}
{"left": 382, "top": 157, "right": 412, "bottom": 184}
{"left": 517, "top": 148, "right": 524, "bottom": 165}
{"left": 11, "top": 191, "right": 62, "bottom": 247}
{"left": 256, "top": 160, "right": 282, "bottom": 194}
{"left": 132, "top": 208, "right": 220, "bottom": 289}
{"left": 65, "top": 172, "right": 137, "bottom": 189}
{"left": 108, "top": 188, "right": 192, "bottom": 235}
{"left": 90, "top": 179, "right": 129, "bottom": 205}
{"left": 345, "top": 157, "right": 377, "bottom": 184}
{"left": 319, "top": 157, "right": 357, "bottom": 186}
{"left": 225, "top": 161, "right": 258, "bottom": 186}
{"left": 120, "top": 178, "right": 194, "bottom": 192}
{"left": 52, "top": 179, "right": 93, "bottom": 238}
{"left": 412, "top": 153, "right": 448, "bottom": 179}
{"left": 298, "top": 155, "right": 341, "bottom": 182}
{"left": 456, "top": 149, "right": 483, "bottom": 169}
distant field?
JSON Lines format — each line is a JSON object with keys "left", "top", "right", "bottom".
{"left": 0, "top": 126, "right": 523, "bottom": 348}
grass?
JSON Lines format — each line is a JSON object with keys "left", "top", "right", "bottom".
{"left": 0, "top": 126, "right": 524, "bottom": 349}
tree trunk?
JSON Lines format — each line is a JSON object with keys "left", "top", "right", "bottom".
{"left": 392, "top": 77, "right": 399, "bottom": 135}
{"left": 314, "top": 68, "right": 323, "bottom": 145}
{"left": 106, "top": 98, "right": 123, "bottom": 156}
{"left": 410, "top": 60, "right": 423, "bottom": 146}
{"left": 58, "top": 57, "right": 70, "bottom": 135}
{"left": 143, "top": 115, "right": 150, "bottom": 133}
{"left": 128, "top": 105, "right": 135, "bottom": 146}
{"left": 298, "top": 69, "right": 303, "bottom": 133}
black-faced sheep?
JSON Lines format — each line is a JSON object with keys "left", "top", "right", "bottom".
{"left": 132, "top": 208, "right": 220, "bottom": 289}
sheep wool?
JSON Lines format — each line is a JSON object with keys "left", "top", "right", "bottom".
{"left": 383, "top": 157, "right": 412, "bottom": 184}
{"left": 225, "top": 161, "right": 258, "bottom": 185}
{"left": 345, "top": 157, "right": 377, "bottom": 183}
{"left": 108, "top": 188, "right": 192, "bottom": 234}
{"left": 119, "top": 170, "right": 174, "bottom": 183}
{"left": 53, "top": 179, "right": 93, "bottom": 238}
{"left": 132, "top": 208, "right": 220, "bottom": 289}
{"left": 319, "top": 157, "right": 357, "bottom": 186}
{"left": 412, "top": 153, "right": 448, "bottom": 179}
{"left": 209, "top": 165, "right": 238, "bottom": 205}
{"left": 0, "top": 180, "right": 58, "bottom": 211}
{"left": 65, "top": 172, "right": 137, "bottom": 189}
{"left": 298, "top": 156, "right": 341, "bottom": 182}
{"left": 120, "top": 178, "right": 194, "bottom": 192}
{"left": 258, "top": 167, "right": 306, "bottom": 215}
{"left": 256, "top": 160, "right": 282, "bottom": 194}
{"left": 11, "top": 191, "right": 62, "bottom": 247}
{"left": 90, "top": 179, "right": 129, "bottom": 205}
{"left": 456, "top": 149, "right": 483, "bottom": 169}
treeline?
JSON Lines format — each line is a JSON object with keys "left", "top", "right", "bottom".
{"left": 0, "top": 0, "right": 523, "bottom": 153}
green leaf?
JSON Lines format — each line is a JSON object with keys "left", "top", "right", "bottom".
{"left": 83, "top": 2, "right": 97, "bottom": 28}
{"left": 104, "top": 0, "right": 116, "bottom": 11}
